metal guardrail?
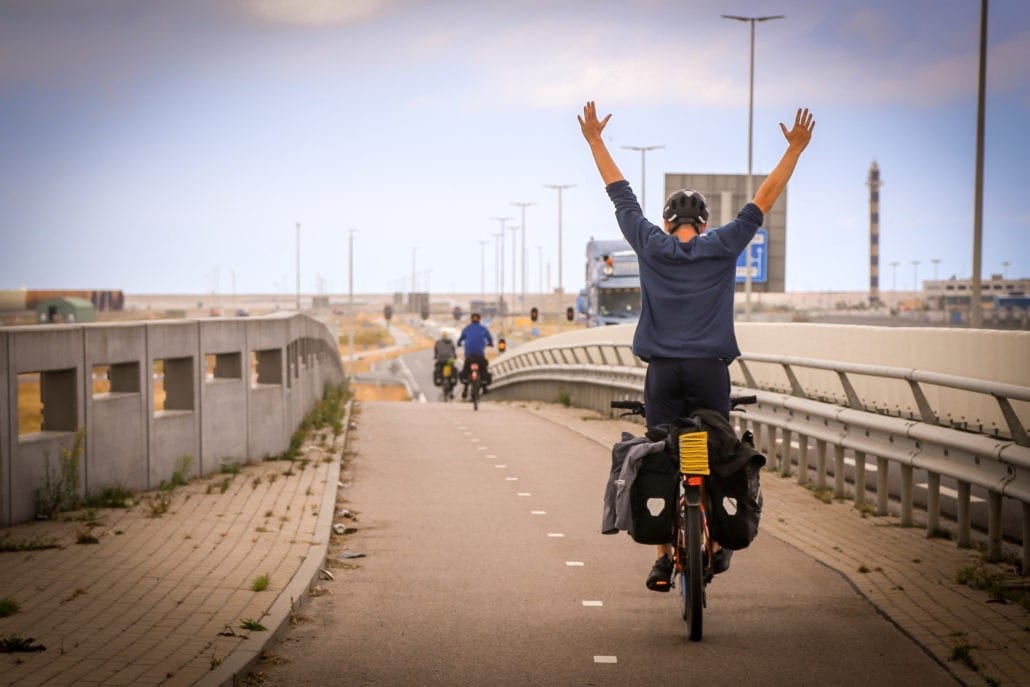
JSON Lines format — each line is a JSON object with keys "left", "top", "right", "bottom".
{"left": 490, "top": 340, "right": 1030, "bottom": 572}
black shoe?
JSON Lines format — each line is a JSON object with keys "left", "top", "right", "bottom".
{"left": 461, "top": 387, "right": 468, "bottom": 399}
{"left": 646, "top": 556, "right": 673, "bottom": 592}
{"left": 712, "top": 548, "right": 733, "bottom": 575}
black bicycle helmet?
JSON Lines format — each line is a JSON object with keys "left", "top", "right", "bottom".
{"left": 662, "top": 189, "right": 709, "bottom": 231}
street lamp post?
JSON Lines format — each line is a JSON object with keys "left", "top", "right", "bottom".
{"left": 511, "top": 201, "right": 535, "bottom": 308}
{"left": 491, "top": 216, "right": 511, "bottom": 312}
{"left": 476, "top": 239, "right": 488, "bottom": 304}
{"left": 620, "top": 145, "right": 664, "bottom": 216}
{"left": 348, "top": 229, "right": 357, "bottom": 382}
{"left": 890, "top": 261, "right": 900, "bottom": 291}
{"left": 723, "top": 13, "right": 784, "bottom": 321}
{"left": 295, "top": 222, "right": 301, "bottom": 310}
{"left": 931, "top": 258, "right": 941, "bottom": 281}
{"left": 411, "top": 246, "right": 418, "bottom": 293}
{"left": 508, "top": 225, "right": 519, "bottom": 313}
{"left": 535, "top": 245, "right": 543, "bottom": 294}
{"left": 1002, "top": 261, "right": 1010, "bottom": 280}
{"left": 544, "top": 184, "right": 574, "bottom": 328}
{"left": 911, "top": 260, "right": 921, "bottom": 292}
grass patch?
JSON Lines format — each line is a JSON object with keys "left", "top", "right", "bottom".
{"left": 807, "top": 486, "right": 835, "bottom": 504}
{"left": 146, "top": 493, "right": 172, "bottom": 517}
{"left": 251, "top": 574, "right": 270, "bottom": 592}
{"left": 0, "top": 534, "right": 59, "bottom": 553}
{"left": 0, "top": 635, "right": 46, "bottom": 653}
{"left": 0, "top": 598, "right": 20, "bottom": 618}
{"left": 75, "top": 530, "right": 100, "bottom": 545}
{"left": 557, "top": 391, "right": 571, "bottom": 408}
{"left": 956, "top": 562, "right": 1028, "bottom": 609}
{"left": 82, "top": 484, "right": 137, "bottom": 509}
{"left": 220, "top": 459, "right": 242, "bottom": 474}
{"left": 240, "top": 619, "right": 267, "bottom": 632}
{"left": 34, "top": 428, "right": 85, "bottom": 519}
{"left": 218, "top": 477, "right": 232, "bottom": 494}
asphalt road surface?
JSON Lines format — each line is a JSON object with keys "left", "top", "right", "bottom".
{"left": 257, "top": 401, "right": 958, "bottom": 687}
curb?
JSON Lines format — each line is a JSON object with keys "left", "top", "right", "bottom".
{"left": 198, "top": 398, "right": 354, "bottom": 687}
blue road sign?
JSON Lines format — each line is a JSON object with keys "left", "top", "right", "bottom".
{"left": 735, "top": 228, "right": 767, "bottom": 284}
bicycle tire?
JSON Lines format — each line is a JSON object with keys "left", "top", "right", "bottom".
{"left": 681, "top": 504, "right": 704, "bottom": 641}
{"left": 471, "top": 379, "right": 480, "bottom": 411}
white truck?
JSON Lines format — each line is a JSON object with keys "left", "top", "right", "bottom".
{"left": 576, "top": 238, "right": 642, "bottom": 327}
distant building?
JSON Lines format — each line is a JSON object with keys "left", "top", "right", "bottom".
{"left": 924, "top": 274, "right": 1029, "bottom": 315}
{"left": 36, "top": 297, "right": 95, "bottom": 324}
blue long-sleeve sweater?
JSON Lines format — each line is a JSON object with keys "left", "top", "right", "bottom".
{"left": 605, "top": 180, "right": 763, "bottom": 361}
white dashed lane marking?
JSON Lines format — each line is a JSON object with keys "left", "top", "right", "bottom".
{"left": 531, "top": 511, "right": 546, "bottom": 515}
{"left": 594, "top": 656, "right": 617, "bottom": 664}
{"left": 547, "top": 533, "right": 565, "bottom": 538}
{"left": 517, "top": 492, "right": 531, "bottom": 497}
{"left": 565, "top": 561, "right": 584, "bottom": 566}
{"left": 505, "top": 477, "right": 518, "bottom": 481}
{"left": 582, "top": 600, "right": 603, "bottom": 607}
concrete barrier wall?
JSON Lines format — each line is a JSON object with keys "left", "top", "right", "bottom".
{"left": 492, "top": 323, "right": 1029, "bottom": 438}
{"left": 0, "top": 313, "right": 344, "bottom": 526}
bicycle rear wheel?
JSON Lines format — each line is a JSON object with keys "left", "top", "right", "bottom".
{"left": 471, "top": 378, "right": 480, "bottom": 411}
{"left": 678, "top": 503, "right": 704, "bottom": 641}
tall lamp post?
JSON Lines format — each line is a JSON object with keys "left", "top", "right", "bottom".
{"left": 931, "top": 258, "right": 941, "bottom": 281}
{"left": 722, "top": 13, "right": 784, "bottom": 321}
{"left": 511, "top": 201, "right": 535, "bottom": 308}
{"left": 295, "top": 222, "right": 301, "bottom": 310}
{"left": 476, "top": 239, "right": 489, "bottom": 304}
{"left": 491, "top": 216, "right": 511, "bottom": 312}
{"left": 971, "top": 0, "right": 988, "bottom": 328}
{"left": 348, "top": 229, "right": 357, "bottom": 382}
{"left": 544, "top": 184, "right": 574, "bottom": 329}
{"left": 911, "top": 260, "right": 921, "bottom": 293}
{"left": 620, "top": 145, "right": 664, "bottom": 216}
{"left": 890, "top": 261, "right": 900, "bottom": 292}
{"left": 508, "top": 224, "right": 519, "bottom": 313}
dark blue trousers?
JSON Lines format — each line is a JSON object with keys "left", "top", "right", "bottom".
{"left": 643, "top": 357, "right": 731, "bottom": 427}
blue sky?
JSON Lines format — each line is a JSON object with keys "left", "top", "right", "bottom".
{"left": 1, "top": 0, "right": 1028, "bottom": 296}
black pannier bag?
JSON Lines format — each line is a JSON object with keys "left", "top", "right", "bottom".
{"left": 672, "top": 409, "right": 766, "bottom": 550}
{"left": 628, "top": 448, "right": 678, "bottom": 545}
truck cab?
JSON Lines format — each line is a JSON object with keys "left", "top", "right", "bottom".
{"left": 577, "top": 239, "right": 642, "bottom": 327}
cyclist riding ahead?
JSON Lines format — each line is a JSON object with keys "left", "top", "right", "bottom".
{"left": 433, "top": 329, "right": 458, "bottom": 387}
{"left": 579, "top": 100, "right": 815, "bottom": 591}
{"left": 457, "top": 313, "right": 494, "bottom": 400}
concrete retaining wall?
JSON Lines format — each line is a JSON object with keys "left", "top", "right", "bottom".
{"left": 0, "top": 313, "right": 344, "bottom": 526}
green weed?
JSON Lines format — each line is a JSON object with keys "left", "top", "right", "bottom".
{"left": 0, "top": 598, "right": 20, "bottom": 618}
{"left": 240, "top": 619, "right": 267, "bottom": 632}
{"left": 251, "top": 574, "right": 270, "bottom": 592}
{"left": 33, "top": 428, "right": 85, "bottom": 519}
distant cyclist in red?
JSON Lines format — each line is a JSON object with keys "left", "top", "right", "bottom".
{"left": 579, "top": 100, "right": 815, "bottom": 591}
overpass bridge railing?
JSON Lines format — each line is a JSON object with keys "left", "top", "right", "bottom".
{"left": 1, "top": 313, "right": 344, "bottom": 526}
{"left": 488, "top": 328, "right": 1030, "bottom": 572}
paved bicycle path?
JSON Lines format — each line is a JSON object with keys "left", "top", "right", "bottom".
{"left": 0, "top": 400, "right": 1024, "bottom": 685}
{"left": 252, "top": 401, "right": 987, "bottom": 686}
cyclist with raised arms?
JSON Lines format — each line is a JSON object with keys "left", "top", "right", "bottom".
{"left": 579, "top": 100, "right": 815, "bottom": 591}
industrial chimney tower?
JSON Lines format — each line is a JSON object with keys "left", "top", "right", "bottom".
{"left": 868, "top": 161, "right": 882, "bottom": 305}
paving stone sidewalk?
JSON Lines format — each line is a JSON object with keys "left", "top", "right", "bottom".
{"left": 0, "top": 424, "right": 344, "bottom": 687}
{"left": 518, "top": 401, "right": 1030, "bottom": 687}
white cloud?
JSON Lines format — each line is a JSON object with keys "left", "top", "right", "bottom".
{"left": 240, "top": 0, "right": 393, "bottom": 27}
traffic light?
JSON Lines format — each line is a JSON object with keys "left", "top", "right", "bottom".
{"left": 383, "top": 304, "right": 393, "bottom": 321}
{"left": 566, "top": 306, "right": 575, "bottom": 322}
{"left": 498, "top": 338, "right": 507, "bottom": 352}
{"left": 530, "top": 306, "right": 539, "bottom": 322}
{"left": 453, "top": 306, "right": 462, "bottom": 321}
